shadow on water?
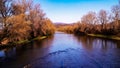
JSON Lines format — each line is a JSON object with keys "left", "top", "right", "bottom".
{"left": 74, "top": 35, "right": 120, "bottom": 50}
{"left": 0, "top": 32, "right": 120, "bottom": 68}
{"left": 0, "top": 36, "right": 55, "bottom": 68}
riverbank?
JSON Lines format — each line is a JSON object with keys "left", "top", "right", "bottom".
{"left": 57, "top": 30, "right": 120, "bottom": 41}
{"left": 87, "top": 34, "right": 120, "bottom": 41}
{"left": 0, "top": 36, "right": 47, "bottom": 50}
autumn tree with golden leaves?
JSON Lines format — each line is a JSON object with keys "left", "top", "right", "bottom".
{"left": 6, "top": 14, "right": 31, "bottom": 42}
{"left": 0, "top": 0, "right": 55, "bottom": 44}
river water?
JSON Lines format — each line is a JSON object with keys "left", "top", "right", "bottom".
{"left": 0, "top": 32, "right": 120, "bottom": 68}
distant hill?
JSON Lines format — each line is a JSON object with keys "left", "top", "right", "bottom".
{"left": 54, "top": 22, "right": 75, "bottom": 28}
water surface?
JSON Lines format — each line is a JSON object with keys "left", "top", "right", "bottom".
{"left": 0, "top": 32, "right": 120, "bottom": 68}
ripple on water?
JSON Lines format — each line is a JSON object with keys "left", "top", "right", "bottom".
{"left": 23, "top": 48, "right": 104, "bottom": 68}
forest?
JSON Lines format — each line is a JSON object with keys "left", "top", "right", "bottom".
{"left": 57, "top": 1, "right": 120, "bottom": 40}
{"left": 0, "top": 0, "right": 120, "bottom": 68}
{"left": 0, "top": 0, "right": 120, "bottom": 46}
{"left": 0, "top": 0, "right": 55, "bottom": 45}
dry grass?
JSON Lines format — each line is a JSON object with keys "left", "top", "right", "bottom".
{"left": 88, "top": 34, "right": 120, "bottom": 40}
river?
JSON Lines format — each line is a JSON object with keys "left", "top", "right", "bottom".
{"left": 0, "top": 32, "right": 120, "bottom": 68}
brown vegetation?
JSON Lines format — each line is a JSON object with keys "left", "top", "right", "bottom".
{"left": 57, "top": 0, "right": 120, "bottom": 37}
{"left": 57, "top": 24, "right": 77, "bottom": 33}
{"left": 0, "top": 0, "right": 55, "bottom": 44}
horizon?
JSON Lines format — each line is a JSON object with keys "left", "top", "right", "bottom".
{"left": 35, "top": 0, "right": 118, "bottom": 23}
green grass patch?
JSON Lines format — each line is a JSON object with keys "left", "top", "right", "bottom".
{"left": 0, "top": 36, "right": 47, "bottom": 49}
{"left": 88, "top": 34, "right": 120, "bottom": 40}
{"left": 33, "top": 36, "right": 47, "bottom": 41}
{"left": 15, "top": 36, "right": 47, "bottom": 44}
{"left": 15, "top": 40, "right": 30, "bottom": 44}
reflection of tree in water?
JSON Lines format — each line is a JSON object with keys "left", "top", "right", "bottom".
{"left": 74, "top": 35, "right": 118, "bottom": 51}
{"left": 15, "top": 36, "right": 55, "bottom": 54}
{"left": 1, "top": 36, "right": 55, "bottom": 68}
{"left": 115, "top": 41, "right": 120, "bottom": 48}
{"left": 0, "top": 47, "right": 16, "bottom": 62}
{"left": 4, "top": 48, "right": 16, "bottom": 58}
{"left": 33, "top": 36, "right": 54, "bottom": 49}
{"left": 15, "top": 36, "right": 55, "bottom": 58}
{"left": 74, "top": 35, "right": 95, "bottom": 51}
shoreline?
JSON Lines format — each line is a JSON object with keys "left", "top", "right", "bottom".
{"left": 0, "top": 36, "right": 47, "bottom": 50}
{"left": 87, "top": 34, "right": 120, "bottom": 41}
{"left": 57, "top": 31, "right": 120, "bottom": 41}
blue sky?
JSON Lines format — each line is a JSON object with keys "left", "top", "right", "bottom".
{"left": 34, "top": 0, "right": 118, "bottom": 23}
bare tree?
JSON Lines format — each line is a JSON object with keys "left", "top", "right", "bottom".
{"left": 28, "top": 4, "right": 45, "bottom": 37}
{"left": 12, "top": 0, "right": 33, "bottom": 15}
{"left": 0, "top": 0, "right": 13, "bottom": 43}
{"left": 98, "top": 10, "right": 108, "bottom": 30}
{"left": 81, "top": 11, "right": 97, "bottom": 33}
{"left": 0, "top": 0, "right": 12, "bottom": 28}
{"left": 111, "top": 0, "right": 120, "bottom": 29}
{"left": 81, "top": 12, "right": 96, "bottom": 25}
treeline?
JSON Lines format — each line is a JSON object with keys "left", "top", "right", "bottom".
{"left": 57, "top": 1, "right": 120, "bottom": 36}
{"left": 56, "top": 24, "right": 77, "bottom": 33}
{"left": 0, "top": 0, "right": 55, "bottom": 44}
